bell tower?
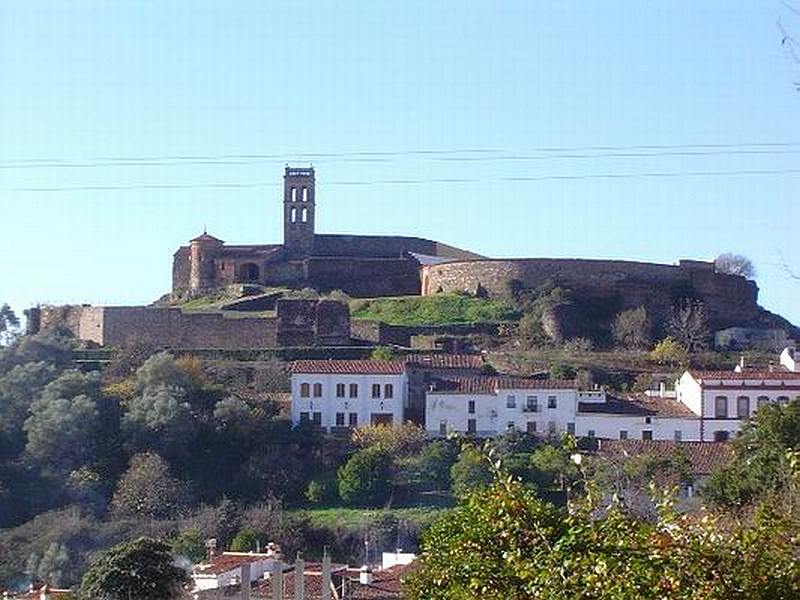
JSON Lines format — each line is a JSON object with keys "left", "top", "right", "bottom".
{"left": 283, "top": 166, "right": 316, "bottom": 258}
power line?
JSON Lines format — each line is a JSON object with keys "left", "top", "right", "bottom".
{"left": 3, "top": 141, "right": 800, "bottom": 169}
{"left": 6, "top": 167, "right": 800, "bottom": 192}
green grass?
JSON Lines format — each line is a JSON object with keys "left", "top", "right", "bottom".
{"left": 350, "top": 293, "right": 519, "bottom": 326}
{"left": 293, "top": 504, "right": 452, "bottom": 529}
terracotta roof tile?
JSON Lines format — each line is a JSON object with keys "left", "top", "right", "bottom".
{"left": 290, "top": 360, "right": 406, "bottom": 375}
{"left": 579, "top": 393, "right": 697, "bottom": 418}
{"left": 595, "top": 440, "right": 733, "bottom": 475}
{"left": 690, "top": 369, "right": 800, "bottom": 381}
{"left": 350, "top": 564, "right": 414, "bottom": 600}
{"left": 428, "top": 376, "right": 575, "bottom": 395}
{"left": 405, "top": 354, "right": 484, "bottom": 370}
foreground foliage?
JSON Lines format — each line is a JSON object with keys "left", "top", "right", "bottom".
{"left": 406, "top": 469, "right": 800, "bottom": 600}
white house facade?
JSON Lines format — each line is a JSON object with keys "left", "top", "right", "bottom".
{"left": 290, "top": 360, "right": 407, "bottom": 430}
{"left": 425, "top": 377, "right": 578, "bottom": 437}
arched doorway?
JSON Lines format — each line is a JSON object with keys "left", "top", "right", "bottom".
{"left": 238, "top": 262, "right": 260, "bottom": 282}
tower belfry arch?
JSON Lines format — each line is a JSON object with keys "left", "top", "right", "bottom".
{"left": 283, "top": 166, "right": 315, "bottom": 258}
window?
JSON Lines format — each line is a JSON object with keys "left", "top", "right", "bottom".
{"left": 290, "top": 207, "right": 298, "bottom": 223}
{"left": 587, "top": 430, "right": 596, "bottom": 438}
{"left": 301, "top": 207, "right": 309, "bottom": 223}
{"left": 548, "top": 396, "right": 557, "bottom": 409}
{"left": 335, "top": 412, "right": 345, "bottom": 427}
{"left": 336, "top": 383, "right": 346, "bottom": 398}
{"left": 312, "top": 412, "right": 322, "bottom": 426}
{"left": 567, "top": 422, "right": 575, "bottom": 435}
{"left": 467, "top": 418, "right": 476, "bottom": 434}
{"left": 548, "top": 421, "right": 557, "bottom": 435}
{"left": 642, "top": 430, "right": 653, "bottom": 441}
{"left": 757, "top": 396, "right": 770, "bottom": 411}
{"left": 349, "top": 412, "right": 358, "bottom": 427}
{"left": 439, "top": 420, "right": 447, "bottom": 435}
{"left": 313, "top": 383, "right": 322, "bottom": 398}
{"left": 737, "top": 396, "right": 750, "bottom": 418}
{"left": 302, "top": 186, "right": 308, "bottom": 202}
{"left": 644, "top": 416, "right": 652, "bottom": 425}
{"left": 777, "top": 395, "right": 790, "bottom": 404}
{"left": 526, "top": 396, "right": 538, "bottom": 412}
{"left": 713, "top": 430, "right": 730, "bottom": 442}
{"left": 527, "top": 421, "right": 537, "bottom": 434}
{"left": 507, "top": 395, "right": 516, "bottom": 409}
{"left": 291, "top": 187, "right": 297, "bottom": 202}
{"left": 299, "top": 412, "right": 309, "bottom": 422}
{"left": 674, "top": 430, "right": 682, "bottom": 441}
{"left": 507, "top": 421, "right": 516, "bottom": 431}
{"left": 300, "top": 383, "right": 310, "bottom": 398}
{"left": 372, "top": 384, "right": 381, "bottom": 399}
{"left": 384, "top": 384, "right": 394, "bottom": 399}
{"left": 468, "top": 400, "right": 475, "bottom": 414}
{"left": 714, "top": 396, "right": 728, "bottom": 419}
{"left": 349, "top": 384, "right": 358, "bottom": 398}
{"left": 619, "top": 430, "right": 628, "bottom": 440}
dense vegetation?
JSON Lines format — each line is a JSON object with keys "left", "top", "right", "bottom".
{"left": 350, "top": 293, "right": 519, "bottom": 326}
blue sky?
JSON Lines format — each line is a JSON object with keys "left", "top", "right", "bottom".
{"left": 1, "top": 1, "right": 799, "bottom": 325}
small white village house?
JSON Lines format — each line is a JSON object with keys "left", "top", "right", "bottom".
{"left": 290, "top": 360, "right": 407, "bottom": 430}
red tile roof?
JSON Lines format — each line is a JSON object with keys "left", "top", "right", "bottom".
{"left": 579, "top": 393, "right": 697, "bottom": 418}
{"left": 595, "top": 440, "right": 733, "bottom": 475}
{"left": 428, "top": 376, "right": 575, "bottom": 395}
{"left": 689, "top": 369, "right": 800, "bottom": 382}
{"left": 290, "top": 360, "right": 406, "bottom": 375}
{"left": 350, "top": 564, "right": 414, "bottom": 600}
{"left": 405, "top": 354, "right": 485, "bottom": 370}
{"left": 195, "top": 553, "right": 275, "bottom": 575}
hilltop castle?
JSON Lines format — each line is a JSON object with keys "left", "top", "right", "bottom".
{"left": 171, "top": 166, "right": 481, "bottom": 298}
{"left": 29, "top": 167, "right": 796, "bottom": 350}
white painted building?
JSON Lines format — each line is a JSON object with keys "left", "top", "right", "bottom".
{"left": 425, "top": 377, "right": 579, "bottom": 437}
{"left": 290, "top": 360, "right": 407, "bottom": 430}
{"left": 675, "top": 364, "right": 800, "bottom": 442}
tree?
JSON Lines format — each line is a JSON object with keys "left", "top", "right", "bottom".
{"left": 171, "top": 529, "right": 205, "bottom": 564}
{"left": 122, "top": 385, "right": 195, "bottom": 458}
{"left": 337, "top": 446, "right": 394, "bottom": 507}
{"left": 110, "top": 453, "right": 190, "bottom": 519}
{"left": 370, "top": 346, "right": 396, "bottom": 361}
{"left": 351, "top": 422, "right": 428, "bottom": 457}
{"left": 406, "top": 471, "right": 800, "bottom": 600}
{"left": 0, "top": 304, "right": 20, "bottom": 346}
{"left": 549, "top": 363, "right": 576, "bottom": 380}
{"left": 0, "top": 361, "right": 60, "bottom": 458}
{"left": 715, "top": 253, "right": 756, "bottom": 279}
{"left": 229, "top": 527, "right": 260, "bottom": 552}
{"left": 450, "top": 445, "right": 493, "bottom": 498}
{"left": 649, "top": 337, "right": 689, "bottom": 367}
{"left": 23, "top": 371, "right": 103, "bottom": 475}
{"left": 704, "top": 399, "right": 800, "bottom": 508}
{"left": 611, "top": 306, "right": 652, "bottom": 350}
{"left": 77, "top": 537, "right": 189, "bottom": 600}
{"left": 667, "top": 299, "right": 710, "bottom": 352}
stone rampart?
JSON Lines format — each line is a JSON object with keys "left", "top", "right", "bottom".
{"left": 305, "top": 256, "right": 421, "bottom": 297}
{"left": 421, "top": 258, "right": 763, "bottom": 331}
{"left": 38, "top": 299, "right": 351, "bottom": 349}
{"left": 312, "top": 234, "right": 483, "bottom": 260}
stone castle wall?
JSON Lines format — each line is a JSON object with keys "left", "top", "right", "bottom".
{"left": 312, "top": 234, "right": 483, "bottom": 260}
{"left": 38, "top": 299, "right": 351, "bottom": 349}
{"left": 421, "top": 258, "right": 763, "bottom": 331}
{"left": 305, "top": 256, "right": 421, "bottom": 297}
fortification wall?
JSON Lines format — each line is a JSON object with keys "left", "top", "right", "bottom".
{"left": 312, "top": 234, "right": 483, "bottom": 260}
{"left": 39, "top": 299, "right": 351, "bottom": 349}
{"left": 421, "top": 258, "right": 762, "bottom": 331}
{"left": 306, "top": 257, "right": 421, "bottom": 297}
{"left": 172, "top": 248, "right": 191, "bottom": 293}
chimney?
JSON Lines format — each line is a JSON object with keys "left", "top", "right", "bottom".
{"left": 769, "top": 361, "right": 775, "bottom": 373}
{"left": 294, "top": 555, "right": 305, "bottom": 600}
{"left": 321, "top": 548, "right": 332, "bottom": 600}
{"left": 241, "top": 563, "right": 251, "bottom": 600}
{"left": 359, "top": 565, "right": 373, "bottom": 585}
{"left": 659, "top": 382, "right": 666, "bottom": 398}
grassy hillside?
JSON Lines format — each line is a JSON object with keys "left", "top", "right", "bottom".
{"left": 350, "top": 293, "right": 519, "bottom": 326}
